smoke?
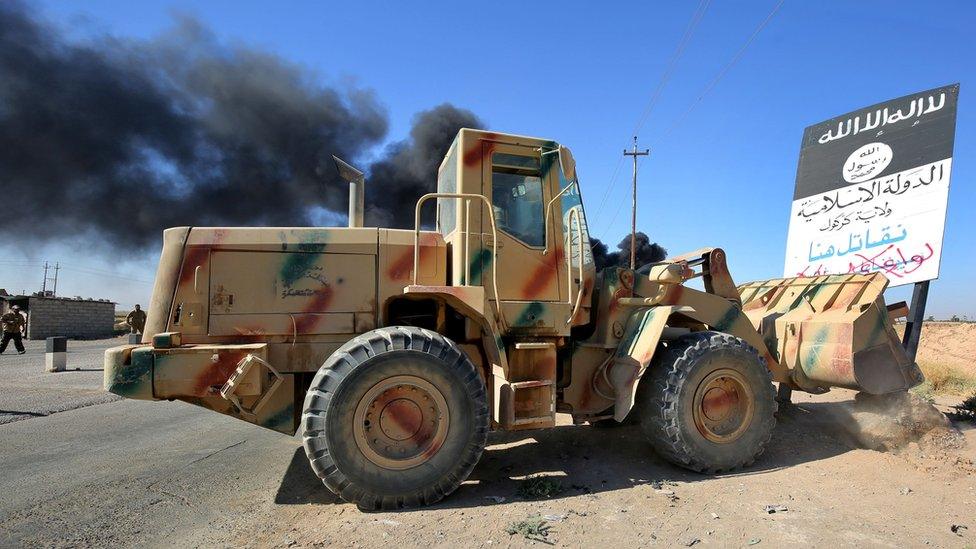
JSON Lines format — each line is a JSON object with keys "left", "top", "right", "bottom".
{"left": 0, "top": 4, "right": 481, "bottom": 251}
{"left": 591, "top": 232, "right": 667, "bottom": 271}
{"left": 0, "top": 4, "right": 662, "bottom": 264}
{"left": 365, "top": 104, "right": 482, "bottom": 228}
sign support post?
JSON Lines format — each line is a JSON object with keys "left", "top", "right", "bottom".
{"left": 901, "top": 280, "right": 930, "bottom": 362}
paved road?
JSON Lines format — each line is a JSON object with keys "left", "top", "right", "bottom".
{"left": 1, "top": 339, "right": 974, "bottom": 548}
{"left": 0, "top": 339, "right": 302, "bottom": 547}
{"left": 0, "top": 338, "right": 123, "bottom": 424}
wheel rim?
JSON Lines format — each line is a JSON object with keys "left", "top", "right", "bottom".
{"left": 353, "top": 375, "right": 450, "bottom": 470}
{"left": 692, "top": 368, "right": 755, "bottom": 444}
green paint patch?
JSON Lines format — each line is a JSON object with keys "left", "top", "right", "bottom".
{"left": 514, "top": 301, "right": 545, "bottom": 327}
{"left": 467, "top": 248, "right": 492, "bottom": 285}
{"left": 262, "top": 403, "right": 297, "bottom": 434}
{"left": 803, "top": 326, "right": 830, "bottom": 372}
{"left": 108, "top": 348, "right": 153, "bottom": 399}
{"left": 280, "top": 251, "right": 323, "bottom": 287}
{"left": 616, "top": 309, "right": 653, "bottom": 356}
{"left": 712, "top": 305, "right": 740, "bottom": 332}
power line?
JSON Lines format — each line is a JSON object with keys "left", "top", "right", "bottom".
{"left": 58, "top": 266, "right": 153, "bottom": 285}
{"left": 655, "top": 0, "right": 786, "bottom": 143}
{"left": 631, "top": 0, "right": 711, "bottom": 137}
{"left": 0, "top": 260, "right": 153, "bottom": 285}
{"left": 592, "top": 0, "right": 711, "bottom": 236}
{"left": 590, "top": 155, "right": 625, "bottom": 234}
{"left": 599, "top": 0, "right": 785, "bottom": 238}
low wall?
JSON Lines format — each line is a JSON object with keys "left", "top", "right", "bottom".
{"left": 27, "top": 297, "right": 116, "bottom": 340}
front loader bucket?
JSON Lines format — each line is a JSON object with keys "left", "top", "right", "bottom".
{"left": 737, "top": 273, "right": 923, "bottom": 395}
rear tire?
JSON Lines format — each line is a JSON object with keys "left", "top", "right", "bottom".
{"left": 639, "top": 331, "right": 777, "bottom": 473}
{"left": 302, "top": 327, "right": 489, "bottom": 510}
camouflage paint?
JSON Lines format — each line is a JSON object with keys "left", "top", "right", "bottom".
{"left": 512, "top": 301, "right": 545, "bottom": 328}
{"left": 608, "top": 305, "right": 673, "bottom": 421}
{"left": 467, "top": 248, "right": 492, "bottom": 286}
{"left": 386, "top": 232, "right": 439, "bottom": 281}
{"left": 280, "top": 250, "right": 326, "bottom": 287}
{"left": 104, "top": 346, "right": 154, "bottom": 400}
{"left": 106, "top": 129, "right": 922, "bottom": 452}
{"left": 738, "top": 273, "right": 921, "bottom": 393}
{"left": 520, "top": 248, "right": 563, "bottom": 299}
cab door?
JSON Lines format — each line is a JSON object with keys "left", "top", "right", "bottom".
{"left": 481, "top": 143, "right": 563, "bottom": 305}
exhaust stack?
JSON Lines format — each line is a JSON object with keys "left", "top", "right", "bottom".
{"left": 332, "top": 155, "right": 365, "bottom": 228}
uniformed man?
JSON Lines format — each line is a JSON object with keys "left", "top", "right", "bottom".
{"left": 126, "top": 304, "right": 147, "bottom": 334}
{"left": 0, "top": 304, "right": 27, "bottom": 355}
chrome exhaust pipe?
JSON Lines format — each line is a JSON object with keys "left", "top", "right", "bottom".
{"left": 332, "top": 155, "right": 365, "bottom": 228}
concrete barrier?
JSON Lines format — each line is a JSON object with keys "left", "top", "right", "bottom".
{"left": 45, "top": 336, "right": 67, "bottom": 372}
{"left": 127, "top": 333, "right": 142, "bottom": 345}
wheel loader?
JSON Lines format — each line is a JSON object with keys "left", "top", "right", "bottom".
{"left": 104, "top": 129, "right": 923, "bottom": 510}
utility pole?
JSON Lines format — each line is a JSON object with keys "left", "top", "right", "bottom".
{"left": 623, "top": 136, "right": 650, "bottom": 269}
{"left": 41, "top": 261, "right": 59, "bottom": 296}
{"left": 52, "top": 262, "right": 60, "bottom": 297}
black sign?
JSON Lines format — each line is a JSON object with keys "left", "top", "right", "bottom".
{"left": 794, "top": 84, "right": 959, "bottom": 200}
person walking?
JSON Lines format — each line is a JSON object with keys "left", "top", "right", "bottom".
{"left": 126, "top": 304, "right": 146, "bottom": 334}
{"left": 0, "top": 304, "right": 27, "bottom": 354}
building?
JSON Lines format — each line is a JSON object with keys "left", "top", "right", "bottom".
{"left": 0, "top": 291, "right": 116, "bottom": 340}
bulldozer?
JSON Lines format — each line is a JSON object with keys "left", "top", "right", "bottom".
{"left": 104, "top": 129, "right": 922, "bottom": 510}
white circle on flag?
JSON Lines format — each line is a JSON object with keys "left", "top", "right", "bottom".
{"left": 843, "top": 142, "right": 892, "bottom": 183}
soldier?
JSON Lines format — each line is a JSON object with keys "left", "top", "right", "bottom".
{"left": 126, "top": 304, "right": 147, "bottom": 334}
{"left": 0, "top": 304, "right": 27, "bottom": 355}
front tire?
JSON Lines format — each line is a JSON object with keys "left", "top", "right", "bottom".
{"left": 302, "top": 327, "right": 489, "bottom": 510}
{"left": 639, "top": 331, "right": 777, "bottom": 473}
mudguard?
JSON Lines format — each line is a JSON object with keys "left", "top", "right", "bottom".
{"left": 608, "top": 306, "right": 675, "bottom": 421}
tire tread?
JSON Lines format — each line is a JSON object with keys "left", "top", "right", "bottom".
{"left": 301, "top": 326, "right": 489, "bottom": 510}
{"left": 639, "top": 331, "right": 777, "bottom": 474}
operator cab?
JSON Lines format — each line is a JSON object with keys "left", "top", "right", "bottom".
{"left": 434, "top": 129, "right": 596, "bottom": 335}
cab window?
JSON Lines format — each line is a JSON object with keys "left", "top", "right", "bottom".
{"left": 491, "top": 153, "right": 544, "bottom": 247}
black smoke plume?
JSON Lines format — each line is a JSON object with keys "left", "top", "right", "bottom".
{"left": 591, "top": 232, "right": 668, "bottom": 271}
{"left": 365, "top": 104, "right": 481, "bottom": 228}
{"left": 0, "top": 4, "right": 481, "bottom": 250}
{"left": 0, "top": 4, "right": 661, "bottom": 262}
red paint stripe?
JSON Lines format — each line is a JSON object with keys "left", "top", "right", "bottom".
{"left": 192, "top": 351, "right": 246, "bottom": 395}
{"left": 178, "top": 246, "right": 211, "bottom": 284}
{"left": 521, "top": 247, "right": 562, "bottom": 298}
{"left": 293, "top": 286, "right": 334, "bottom": 333}
{"left": 462, "top": 133, "right": 496, "bottom": 167}
{"left": 386, "top": 233, "right": 437, "bottom": 280}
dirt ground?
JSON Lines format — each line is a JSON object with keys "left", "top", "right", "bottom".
{"left": 196, "top": 390, "right": 975, "bottom": 549}
{"left": 3, "top": 334, "right": 975, "bottom": 548}
{"left": 909, "top": 322, "right": 976, "bottom": 377}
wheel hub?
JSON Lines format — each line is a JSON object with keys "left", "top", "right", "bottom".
{"left": 379, "top": 398, "right": 423, "bottom": 441}
{"left": 353, "top": 375, "right": 450, "bottom": 470}
{"left": 693, "top": 368, "right": 754, "bottom": 444}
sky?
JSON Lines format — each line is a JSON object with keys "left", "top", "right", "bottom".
{"left": 4, "top": 0, "right": 973, "bottom": 317}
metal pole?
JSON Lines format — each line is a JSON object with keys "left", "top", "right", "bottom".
{"left": 41, "top": 261, "right": 49, "bottom": 294}
{"left": 52, "top": 262, "right": 60, "bottom": 297}
{"left": 622, "top": 136, "right": 649, "bottom": 270}
{"left": 901, "top": 280, "right": 930, "bottom": 362}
